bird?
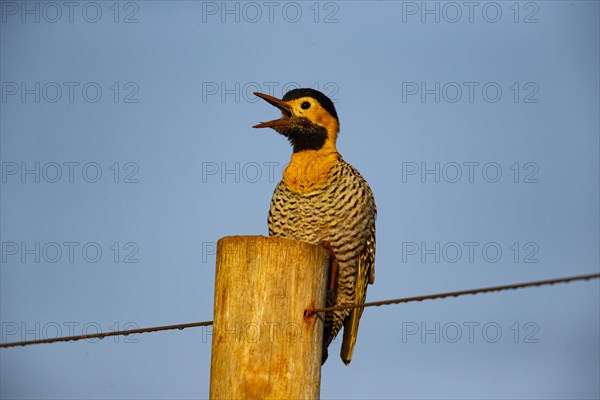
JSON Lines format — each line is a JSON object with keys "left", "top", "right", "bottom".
{"left": 253, "top": 88, "right": 376, "bottom": 365}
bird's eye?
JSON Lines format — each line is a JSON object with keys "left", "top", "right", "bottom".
{"left": 301, "top": 101, "right": 311, "bottom": 110}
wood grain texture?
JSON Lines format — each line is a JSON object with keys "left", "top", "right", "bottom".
{"left": 210, "top": 235, "right": 329, "bottom": 400}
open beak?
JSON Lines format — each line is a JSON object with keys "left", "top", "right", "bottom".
{"left": 252, "top": 92, "right": 294, "bottom": 129}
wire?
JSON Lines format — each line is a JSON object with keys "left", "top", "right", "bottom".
{"left": 0, "top": 321, "right": 213, "bottom": 349}
{"left": 309, "top": 273, "right": 600, "bottom": 314}
{"left": 1, "top": 273, "right": 598, "bottom": 349}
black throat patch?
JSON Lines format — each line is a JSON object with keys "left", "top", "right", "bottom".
{"left": 274, "top": 117, "right": 328, "bottom": 153}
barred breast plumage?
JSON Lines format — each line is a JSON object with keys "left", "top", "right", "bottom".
{"left": 253, "top": 88, "right": 376, "bottom": 365}
{"left": 268, "top": 156, "right": 376, "bottom": 364}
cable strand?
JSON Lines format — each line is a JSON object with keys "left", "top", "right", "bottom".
{"left": 0, "top": 321, "right": 213, "bottom": 349}
{"left": 1, "top": 273, "right": 598, "bottom": 349}
{"left": 309, "top": 272, "right": 600, "bottom": 315}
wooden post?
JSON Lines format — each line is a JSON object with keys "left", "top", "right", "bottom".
{"left": 209, "top": 235, "right": 329, "bottom": 400}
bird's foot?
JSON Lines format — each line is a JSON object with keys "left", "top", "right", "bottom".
{"left": 319, "top": 240, "right": 338, "bottom": 291}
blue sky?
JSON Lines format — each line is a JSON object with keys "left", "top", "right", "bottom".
{"left": 1, "top": 1, "right": 599, "bottom": 399}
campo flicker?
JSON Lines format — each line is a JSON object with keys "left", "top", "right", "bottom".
{"left": 253, "top": 88, "right": 376, "bottom": 365}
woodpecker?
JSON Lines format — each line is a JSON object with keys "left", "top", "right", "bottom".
{"left": 253, "top": 88, "right": 376, "bottom": 365}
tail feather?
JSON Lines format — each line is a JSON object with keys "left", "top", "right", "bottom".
{"left": 339, "top": 253, "right": 369, "bottom": 365}
{"left": 340, "top": 306, "right": 362, "bottom": 365}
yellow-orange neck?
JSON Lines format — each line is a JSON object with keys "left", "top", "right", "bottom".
{"left": 283, "top": 142, "right": 339, "bottom": 194}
